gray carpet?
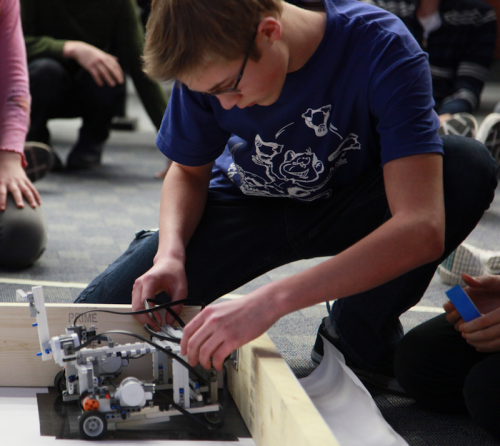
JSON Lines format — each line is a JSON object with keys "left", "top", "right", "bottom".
{"left": 1, "top": 85, "right": 500, "bottom": 445}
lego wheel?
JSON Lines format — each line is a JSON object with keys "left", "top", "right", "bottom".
{"left": 204, "top": 408, "right": 223, "bottom": 425}
{"left": 54, "top": 370, "right": 66, "bottom": 395}
{"left": 79, "top": 411, "right": 107, "bottom": 440}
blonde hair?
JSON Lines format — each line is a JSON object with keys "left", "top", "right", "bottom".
{"left": 143, "top": 0, "right": 283, "bottom": 81}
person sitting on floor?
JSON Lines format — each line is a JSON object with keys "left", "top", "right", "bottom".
{"left": 72, "top": 0, "right": 497, "bottom": 394}
{"left": 395, "top": 272, "right": 500, "bottom": 440}
{"left": 0, "top": 0, "right": 51, "bottom": 268}
{"left": 362, "top": 0, "right": 497, "bottom": 139}
{"left": 20, "top": 0, "right": 168, "bottom": 170}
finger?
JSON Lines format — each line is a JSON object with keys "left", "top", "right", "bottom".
{"left": 165, "top": 302, "right": 184, "bottom": 326}
{"left": 10, "top": 185, "right": 24, "bottom": 208}
{"left": 96, "top": 62, "right": 116, "bottom": 87}
{"left": 454, "top": 318, "right": 465, "bottom": 332}
{"left": 443, "top": 300, "right": 455, "bottom": 313}
{"left": 461, "top": 309, "right": 500, "bottom": 333}
{"left": 463, "top": 325, "right": 500, "bottom": 350}
{"left": 132, "top": 281, "right": 161, "bottom": 329}
{"left": 185, "top": 321, "right": 215, "bottom": 367}
{"left": 88, "top": 67, "right": 104, "bottom": 87}
{"left": 20, "top": 183, "right": 38, "bottom": 208}
{"left": 140, "top": 282, "right": 165, "bottom": 327}
{"left": 180, "top": 314, "right": 206, "bottom": 357}
{"left": 461, "top": 273, "right": 481, "bottom": 288}
{"left": 29, "top": 182, "right": 42, "bottom": 206}
{"left": 107, "top": 58, "right": 124, "bottom": 84}
{"left": 0, "top": 184, "right": 7, "bottom": 210}
{"left": 211, "top": 340, "right": 235, "bottom": 371}
{"left": 198, "top": 336, "right": 225, "bottom": 370}
{"left": 471, "top": 338, "right": 500, "bottom": 353}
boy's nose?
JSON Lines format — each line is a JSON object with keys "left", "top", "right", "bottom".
{"left": 217, "top": 94, "right": 241, "bottom": 110}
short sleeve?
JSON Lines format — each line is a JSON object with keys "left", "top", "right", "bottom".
{"left": 368, "top": 33, "right": 443, "bottom": 164}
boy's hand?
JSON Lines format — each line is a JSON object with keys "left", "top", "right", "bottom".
{"left": 444, "top": 273, "right": 500, "bottom": 352}
{"left": 0, "top": 151, "right": 41, "bottom": 210}
{"left": 131, "top": 256, "right": 188, "bottom": 330}
{"left": 63, "top": 41, "right": 124, "bottom": 87}
{"left": 180, "top": 284, "right": 280, "bottom": 371}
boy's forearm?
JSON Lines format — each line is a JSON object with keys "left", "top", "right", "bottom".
{"left": 270, "top": 212, "right": 444, "bottom": 319}
{"left": 155, "top": 162, "right": 212, "bottom": 263}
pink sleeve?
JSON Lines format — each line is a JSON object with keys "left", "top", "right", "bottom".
{"left": 0, "top": 0, "right": 30, "bottom": 167}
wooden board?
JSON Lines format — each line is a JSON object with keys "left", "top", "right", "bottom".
{"left": 0, "top": 301, "right": 340, "bottom": 446}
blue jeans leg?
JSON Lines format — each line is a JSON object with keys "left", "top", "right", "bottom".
{"left": 75, "top": 230, "right": 163, "bottom": 304}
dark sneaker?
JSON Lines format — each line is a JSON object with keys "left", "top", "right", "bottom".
{"left": 23, "top": 142, "right": 53, "bottom": 182}
{"left": 66, "top": 150, "right": 102, "bottom": 170}
{"left": 438, "top": 113, "right": 478, "bottom": 138}
{"left": 312, "top": 317, "right": 405, "bottom": 394}
{"left": 477, "top": 113, "right": 500, "bottom": 164}
{"left": 66, "top": 132, "right": 104, "bottom": 170}
{"left": 110, "top": 116, "right": 138, "bottom": 131}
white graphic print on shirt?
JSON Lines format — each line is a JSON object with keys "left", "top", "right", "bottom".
{"left": 227, "top": 105, "right": 361, "bottom": 201}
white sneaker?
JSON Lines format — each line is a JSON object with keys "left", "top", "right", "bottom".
{"left": 438, "top": 243, "right": 500, "bottom": 286}
{"left": 438, "top": 113, "right": 478, "bottom": 138}
{"left": 476, "top": 113, "right": 500, "bottom": 164}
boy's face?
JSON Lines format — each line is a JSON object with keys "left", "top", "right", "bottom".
{"left": 180, "top": 38, "right": 288, "bottom": 109}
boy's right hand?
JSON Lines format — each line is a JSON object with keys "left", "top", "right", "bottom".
{"left": 131, "top": 256, "right": 188, "bottom": 330}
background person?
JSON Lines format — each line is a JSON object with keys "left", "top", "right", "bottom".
{"left": 0, "top": 0, "right": 49, "bottom": 268}
{"left": 362, "top": 0, "right": 497, "bottom": 138}
{"left": 21, "top": 0, "right": 168, "bottom": 170}
{"left": 395, "top": 273, "right": 500, "bottom": 440}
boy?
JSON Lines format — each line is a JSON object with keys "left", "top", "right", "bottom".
{"left": 75, "top": 0, "right": 497, "bottom": 385}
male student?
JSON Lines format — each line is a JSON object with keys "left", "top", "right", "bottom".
{"left": 75, "top": 0, "right": 497, "bottom": 388}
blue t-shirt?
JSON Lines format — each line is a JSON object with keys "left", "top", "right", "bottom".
{"left": 157, "top": 0, "right": 443, "bottom": 202}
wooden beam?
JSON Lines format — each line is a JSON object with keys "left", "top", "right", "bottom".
{"left": 227, "top": 333, "right": 340, "bottom": 446}
{"left": 0, "top": 301, "right": 340, "bottom": 446}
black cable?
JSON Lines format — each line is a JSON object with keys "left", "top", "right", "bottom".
{"left": 72, "top": 298, "right": 206, "bottom": 327}
{"left": 71, "top": 300, "right": 228, "bottom": 430}
{"left": 76, "top": 330, "right": 209, "bottom": 385}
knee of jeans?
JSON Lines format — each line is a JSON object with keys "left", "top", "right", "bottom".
{"left": 442, "top": 135, "right": 498, "bottom": 187}
{"left": 77, "top": 69, "right": 125, "bottom": 106}
{"left": 29, "top": 58, "right": 66, "bottom": 86}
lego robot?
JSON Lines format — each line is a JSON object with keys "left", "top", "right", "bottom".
{"left": 17, "top": 286, "right": 223, "bottom": 440}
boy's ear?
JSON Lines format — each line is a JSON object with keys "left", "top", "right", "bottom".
{"left": 257, "top": 17, "right": 282, "bottom": 43}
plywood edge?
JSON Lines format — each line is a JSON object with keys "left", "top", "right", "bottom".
{"left": 227, "top": 333, "right": 340, "bottom": 446}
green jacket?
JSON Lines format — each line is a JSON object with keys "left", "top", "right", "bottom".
{"left": 21, "top": 0, "right": 167, "bottom": 130}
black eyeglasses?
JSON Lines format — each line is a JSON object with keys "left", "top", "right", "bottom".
{"left": 204, "top": 30, "right": 257, "bottom": 96}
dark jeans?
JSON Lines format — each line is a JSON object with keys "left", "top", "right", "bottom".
{"left": 75, "top": 136, "right": 498, "bottom": 372}
{"left": 394, "top": 314, "right": 500, "bottom": 440}
{"left": 27, "top": 58, "right": 125, "bottom": 145}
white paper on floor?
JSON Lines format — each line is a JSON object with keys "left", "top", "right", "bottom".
{"left": 300, "top": 336, "right": 408, "bottom": 446}
{"left": 0, "top": 387, "right": 255, "bottom": 446}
